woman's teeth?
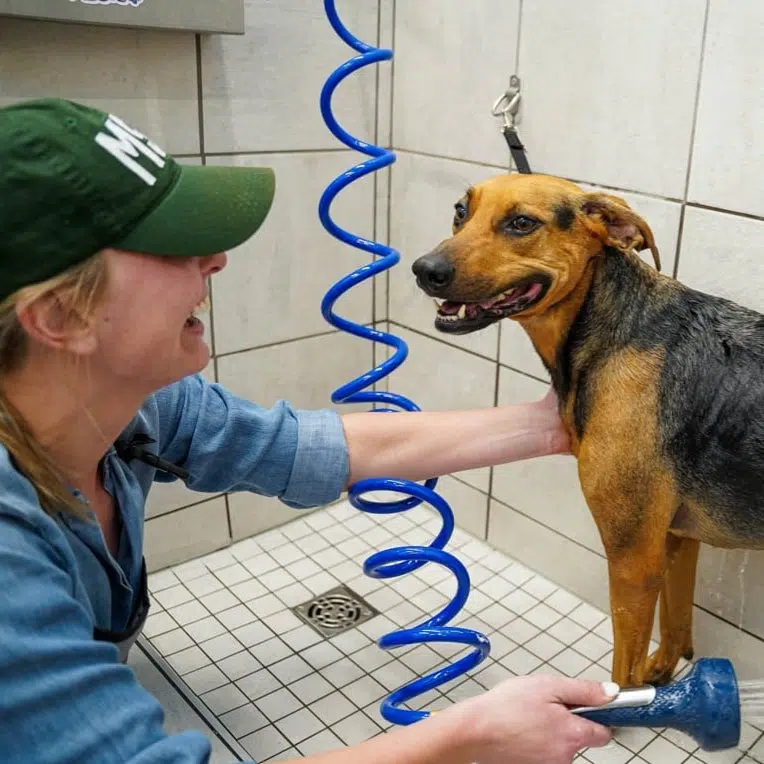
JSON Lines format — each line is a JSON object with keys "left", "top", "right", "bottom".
{"left": 192, "top": 296, "right": 210, "bottom": 316}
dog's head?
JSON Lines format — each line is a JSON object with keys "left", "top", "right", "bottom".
{"left": 411, "top": 173, "right": 660, "bottom": 334}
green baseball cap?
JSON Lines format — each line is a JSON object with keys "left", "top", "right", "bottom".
{"left": 0, "top": 97, "right": 275, "bottom": 300}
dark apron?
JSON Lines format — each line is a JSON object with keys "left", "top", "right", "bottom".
{"left": 93, "top": 559, "right": 150, "bottom": 664}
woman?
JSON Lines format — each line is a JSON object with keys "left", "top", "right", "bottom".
{"left": 0, "top": 97, "right": 615, "bottom": 763}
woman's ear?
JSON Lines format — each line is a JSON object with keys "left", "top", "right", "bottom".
{"left": 580, "top": 193, "right": 661, "bottom": 271}
{"left": 15, "top": 294, "right": 97, "bottom": 356}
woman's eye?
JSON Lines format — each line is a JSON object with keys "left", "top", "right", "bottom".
{"left": 507, "top": 215, "right": 540, "bottom": 234}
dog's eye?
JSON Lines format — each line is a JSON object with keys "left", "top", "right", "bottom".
{"left": 505, "top": 214, "right": 541, "bottom": 235}
{"left": 453, "top": 202, "right": 468, "bottom": 226}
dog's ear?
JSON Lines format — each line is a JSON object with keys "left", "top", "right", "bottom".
{"left": 581, "top": 193, "right": 661, "bottom": 271}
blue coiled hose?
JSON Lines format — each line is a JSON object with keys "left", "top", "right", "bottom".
{"left": 318, "top": 0, "right": 490, "bottom": 727}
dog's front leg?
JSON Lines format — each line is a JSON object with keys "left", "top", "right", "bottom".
{"left": 579, "top": 461, "right": 677, "bottom": 688}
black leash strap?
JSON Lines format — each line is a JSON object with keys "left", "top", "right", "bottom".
{"left": 492, "top": 75, "right": 532, "bottom": 175}
{"left": 502, "top": 125, "right": 531, "bottom": 175}
{"left": 116, "top": 433, "right": 191, "bottom": 480}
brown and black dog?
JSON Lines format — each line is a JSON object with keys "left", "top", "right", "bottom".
{"left": 412, "top": 172, "right": 764, "bottom": 689}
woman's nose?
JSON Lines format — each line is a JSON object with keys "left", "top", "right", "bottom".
{"left": 200, "top": 251, "right": 228, "bottom": 277}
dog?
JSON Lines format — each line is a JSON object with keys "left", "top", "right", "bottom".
{"left": 411, "top": 172, "right": 764, "bottom": 689}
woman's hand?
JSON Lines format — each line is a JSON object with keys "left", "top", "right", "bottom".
{"left": 532, "top": 385, "right": 570, "bottom": 456}
{"left": 446, "top": 674, "right": 617, "bottom": 764}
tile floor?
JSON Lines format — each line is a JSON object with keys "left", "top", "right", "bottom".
{"left": 143, "top": 500, "right": 764, "bottom": 763}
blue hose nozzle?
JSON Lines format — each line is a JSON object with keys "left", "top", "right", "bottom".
{"left": 573, "top": 658, "right": 740, "bottom": 752}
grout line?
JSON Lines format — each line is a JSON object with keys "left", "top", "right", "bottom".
{"left": 203, "top": 147, "right": 351, "bottom": 158}
{"left": 674, "top": 0, "right": 712, "bottom": 280}
{"left": 135, "top": 638, "right": 251, "bottom": 760}
{"left": 213, "top": 323, "right": 382, "bottom": 361}
{"left": 194, "top": 35, "right": 206, "bottom": 161}
{"left": 514, "top": 0, "right": 524, "bottom": 74}
{"left": 150, "top": 506, "right": 764, "bottom": 761}
{"left": 385, "top": 0, "right": 397, "bottom": 327}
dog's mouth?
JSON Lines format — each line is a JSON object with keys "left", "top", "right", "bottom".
{"left": 433, "top": 278, "right": 550, "bottom": 334}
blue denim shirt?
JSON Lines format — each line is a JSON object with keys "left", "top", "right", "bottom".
{"left": 0, "top": 374, "right": 349, "bottom": 763}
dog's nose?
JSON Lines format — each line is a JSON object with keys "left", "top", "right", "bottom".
{"left": 412, "top": 253, "right": 455, "bottom": 293}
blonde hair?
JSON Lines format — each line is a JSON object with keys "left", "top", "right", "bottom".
{"left": 0, "top": 254, "right": 108, "bottom": 518}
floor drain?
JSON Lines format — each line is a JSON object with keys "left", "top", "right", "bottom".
{"left": 292, "top": 584, "right": 380, "bottom": 638}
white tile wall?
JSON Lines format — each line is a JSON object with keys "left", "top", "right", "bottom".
{"left": 200, "top": 0, "right": 380, "bottom": 154}
{"left": 689, "top": 1, "right": 764, "bottom": 217}
{"left": 381, "top": 326, "right": 497, "bottom": 492}
{"left": 208, "top": 151, "right": 375, "bottom": 355}
{"left": 517, "top": 0, "right": 706, "bottom": 197}
{"left": 677, "top": 206, "right": 764, "bottom": 314}
{"left": 392, "top": 0, "right": 520, "bottom": 167}
{"left": 0, "top": 18, "right": 200, "bottom": 155}
{"left": 493, "top": 368, "right": 604, "bottom": 554}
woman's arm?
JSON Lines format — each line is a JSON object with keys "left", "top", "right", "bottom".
{"left": 342, "top": 388, "right": 567, "bottom": 486}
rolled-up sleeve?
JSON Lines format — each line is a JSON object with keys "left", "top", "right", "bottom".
{"left": 151, "top": 375, "right": 349, "bottom": 509}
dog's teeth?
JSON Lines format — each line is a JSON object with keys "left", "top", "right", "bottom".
{"left": 457, "top": 304, "right": 467, "bottom": 320}
{"left": 433, "top": 299, "right": 441, "bottom": 311}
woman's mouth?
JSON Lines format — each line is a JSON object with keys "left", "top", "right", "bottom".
{"left": 184, "top": 295, "right": 209, "bottom": 331}
{"left": 433, "top": 280, "right": 549, "bottom": 334}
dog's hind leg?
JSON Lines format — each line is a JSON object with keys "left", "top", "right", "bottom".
{"left": 643, "top": 533, "right": 699, "bottom": 685}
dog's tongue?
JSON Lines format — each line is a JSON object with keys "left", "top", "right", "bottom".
{"left": 439, "top": 301, "right": 462, "bottom": 315}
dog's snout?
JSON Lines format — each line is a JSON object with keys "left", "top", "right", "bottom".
{"left": 412, "top": 253, "right": 455, "bottom": 294}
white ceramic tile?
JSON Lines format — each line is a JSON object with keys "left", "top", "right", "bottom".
{"left": 219, "top": 703, "right": 270, "bottom": 738}
{"left": 209, "top": 151, "right": 374, "bottom": 353}
{"left": 280, "top": 625, "right": 323, "bottom": 652}
{"left": 199, "top": 633, "right": 245, "bottom": 662}
{"left": 150, "top": 628, "right": 194, "bottom": 656}
{"left": 524, "top": 602, "right": 562, "bottom": 631}
{"left": 169, "top": 600, "right": 211, "bottom": 627}
{"left": 518, "top": 0, "right": 706, "bottom": 197}
{"left": 201, "top": 0, "right": 378, "bottom": 153}
{"left": 331, "top": 711, "right": 382, "bottom": 746}
{"left": 166, "top": 645, "right": 211, "bottom": 676}
{"left": 232, "top": 621, "right": 276, "bottom": 649}
{"left": 582, "top": 741, "right": 634, "bottom": 764}
{"left": 381, "top": 327, "right": 496, "bottom": 492}
{"left": 184, "top": 664, "right": 229, "bottom": 696}
{"left": 256, "top": 687, "right": 303, "bottom": 722}
{"left": 242, "top": 554, "right": 281, "bottom": 578}
{"left": 330, "top": 629, "right": 373, "bottom": 655}
{"left": 388, "top": 152, "right": 501, "bottom": 359}
{"left": 488, "top": 499, "right": 612, "bottom": 618}
{"left": 184, "top": 574, "right": 225, "bottom": 599}
{"left": 298, "top": 728, "right": 345, "bottom": 757}
{"left": 145, "top": 481, "right": 221, "bottom": 520}
{"left": 254, "top": 638, "right": 293, "bottom": 667}
{"left": 393, "top": 1, "right": 518, "bottom": 166}
{"left": 200, "top": 589, "right": 240, "bottom": 615}
{"left": 493, "top": 369, "right": 605, "bottom": 553}
{"left": 184, "top": 616, "right": 227, "bottom": 644}
{"left": 548, "top": 648, "right": 591, "bottom": 676}
{"left": 269, "top": 654, "right": 313, "bottom": 685}
{"left": 0, "top": 19, "right": 199, "bottom": 154}
{"left": 143, "top": 611, "right": 179, "bottom": 639}
{"left": 688, "top": 3, "right": 764, "bottom": 216}
{"left": 147, "top": 570, "right": 179, "bottom": 593}
{"left": 262, "top": 610, "right": 303, "bottom": 636}
{"left": 240, "top": 724, "right": 290, "bottom": 762}
{"left": 236, "top": 668, "right": 282, "bottom": 702}
{"left": 144, "top": 498, "right": 230, "bottom": 573}
{"left": 217, "top": 651, "right": 262, "bottom": 682}
{"left": 152, "top": 585, "right": 194, "bottom": 611}
{"left": 310, "top": 691, "right": 357, "bottom": 727}
{"left": 500, "top": 646, "right": 543, "bottom": 675}
{"left": 678, "top": 206, "right": 764, "bottom": 315}
{"left": 230, "top": 579, "right": 269, "bottom": 604}
{"left": 637, "top": 736, "right": 688, "bottom": 764}
{"left": 320, "top": 657, "right": 366, "bottom": 689}
{"left": 216, "top": 605, "right": 257, "bottom": 631}
{"left": 525, "top": 632, "right": 566, "bottom": 662}
{"left": 290, "top": 673, "right": 334, "bottom": 705}
{"left": 275, "top": 707, "right": 325, "bottom": 745}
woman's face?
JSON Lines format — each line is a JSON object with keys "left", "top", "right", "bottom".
{"left": 89, "top": 248, "right": 227, "bottom": 392}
